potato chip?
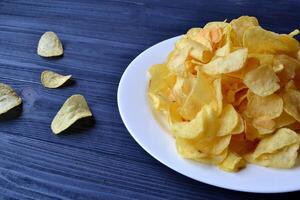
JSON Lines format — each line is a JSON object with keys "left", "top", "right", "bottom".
{"left": 283, "top": 89, "right": 300, "bottom": 122}
{"left": 219, "top": 152, "right": 246, "bottom": 172}
{"left": 248, "top": 53, "right": 274, "bottom": 66}
{"left": 217, "top": 104, "right": 239, "bottom": 136}
{"left": 243, "top": 26, "right": 299, "bottom": 54}
{"left": 0, "top": 83, "right": 22, "bottom": 115}
{"left": 176, "top": 137, "right": 228, "bottom": 164}
{"left": 51, "top": 94, "right": 92, "bottom": 134}
{"left": 176, "top": 37, "right": 212, "bottom": 63}
{"left": 230, "top": 16, "right": 259, "bottom": 46}
{"left": 252, "top": 117, "right": 275, "bottom": 135}
{"left": 245, "top": 143, "right": 299, "bottom": 168}
{"left": 289, "top": 29, "right": 300, "bottom": 37}
{"left": 37, "top": 31, "right": 63, "bottom": 57}
{"left": 172, "top": 104, "right": 216, "bottom": 139}
{"left": 195, "top": 135, "right": 231, "bottom": 155}
{"left": 41, "top": 70, "right": 71, "bottom": 88}
{"left": 246, "top": 93, "right": 283, "bottom": 119}
{"left": 202, "top": 48, "right": 248, "bottom": 75}
{"left": 243, "top": 65, "right": 280, "bottom": 96}
{"left": 252, "top": 128, "right": 299, "bottom": 159}
{"left": 213, "top": 78, "right": 223, "bottom": 115}
{"left": 180, "top": 72, "right": 215, "bottom": 120}
{"left": 231, "top": 115, "right": 244, "bottom": 134}
{"left": 274, "top": 111, "right": 296, "bottom": 128}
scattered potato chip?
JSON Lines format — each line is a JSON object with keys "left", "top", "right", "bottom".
{"left": 51, "top": 94, "right": 92, "bottom": 134}
{"left": 148, "top": 16, "right": 300, "bottom": 172}
{"left": 201, "top": 48, "right": 248, "bottom": 75}
{"left": 243, "top": 65, "right": 280, "bottom": 96}
{"left": 0, "top": 83, "right": 22, "bottom": 115}
{"left": 37, "top": 31, "right": 63, "bottom": 57}
{"left": 41, "top": 70, "right": 72, "bottom": 88}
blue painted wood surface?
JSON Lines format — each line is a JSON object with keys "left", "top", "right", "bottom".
{"left": 0, "top": 0, "right": 299, "bottom": 199}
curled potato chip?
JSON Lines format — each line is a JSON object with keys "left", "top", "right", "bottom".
{"left": 218, "top": 152, "right": 246, "bottom": 172}
{"left": 283, "top": 89, "right": 300, "bottom": 122}
{"left": 213, "top": 78, "right": 223, "bottom": 115}
{"left": 243, "top": 65, "right": 280, "bottom": 96}
{"left": 176, "top": 137, "right": 227, "bottom": 164}
{"left": 245, "top": 143, "right": 299, "bottom": 168}
{"left": 274, "top": 111, "right": 296, "bottom": 128}
{"left": 289, "top": 29, "right": 300, "bottom": 37}
{"left": 246, "top": 93, "right": 283, "bottom": 119}
{"left": 180, "top": 72, "right": 215, "bottom": 120}
{"left": 232, "top": 115, "right": 244, "bottom": 134}
{"left": 41, "top": 70, "right": 71, "bottom": 88}
{"left": 243, "top": 26, "right": 299, "bottom": 54}
{"left": 217, "top": 104, "right": 239, "bottom": 136}
{"left": 202, "top": 48, "right": 248, "bottom": 75}
{"left": 51, "top": 94, "right": 92, "bottom": 134}
{"left": 37, "top": 31, "right": 63, "bottom": 57}
{"left": 252, "top": 117, "right": 275, "bottom": 135}
{"left": 0, "top": 83, "right": 22, "bottom": 115}
{"left": 252, "top": 128, "right": 299, "bottom": 159}
{"left": 195, "top": 135, "right": 231, "bottom": 155}
{"left": 230, "top": 16, "right": 259, "bottom": 46}
{"left": 172, "top": 104, "right": 216, "bottom": 139}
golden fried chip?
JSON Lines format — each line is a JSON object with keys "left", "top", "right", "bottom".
{"left": 196, "top": 135, "right": 231, "bottom": 155}
{"left": 41, "top": 70, "right": 71, "bottom": 88}
{"left": 176, "top": 137, "right": 228, "bottom": 164}
{"left": 172, "top": 104, "right": 216, "bottom": 139}
{"left": 232, "top": 115, "right": 244, "bottom": 134}
{"left": 289, "top": 29, "right": 300, "bottom": 37}
{"left": 246, "top": 93, "right": 283, "bottom": 119}
{"left": 274, "top": 111, "right": 296, "bottom": 128}
{"left": 217, "top": 104, "right": 239, "bottom": 136}
{"left": 230, "top": 16, "right": 259, "bottom": 46}
{"left": 243, "top": 65, "right": 280, "bottom": 96}
{"left": 213, "top": 78, "right": 223, "bottom": 115}
{"left": 243, "top": 26, "right": 299, "bottom": 54}
{"left": 245, "top": 143, "right": 299, "bottom": 168}
{"left": 202, "top": 48, "right": 248, "bottom": 75}
{"left": 186, "top": 28, "right": 212, "bottom": 50}
{"left": 51, "top": 94, "right": 92, "bottom": 134}
{"left": 219, "top": 152, "right": 246, "bottom": 172}
{"left": 252, "top": 117, "right": 275, "bottom": 135}
{"left": 283, "top": 89, "right": 300, "bottom": 122}
{"left": 180, "top": 72, "right": 215, "bottom": 120}
{"left": 37, "top": 31, "right": 63, "bottom": 57}
{"left": 252, "top": 128, "right": 299, "bottom": 159}
{"left": 0, "top": 83, "right": 22, "bottom": 115}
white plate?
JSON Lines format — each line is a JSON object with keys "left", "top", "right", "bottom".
{"left": 117, "top": 36, "right": 300, "bottom": 193}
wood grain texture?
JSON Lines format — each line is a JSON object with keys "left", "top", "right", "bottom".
{"left": 0, "top": 0, "right": 299, "bottom": 199}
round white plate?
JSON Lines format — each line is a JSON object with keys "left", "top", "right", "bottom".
{"left": 117, "top": 36, "right": 300, "bottom": 193}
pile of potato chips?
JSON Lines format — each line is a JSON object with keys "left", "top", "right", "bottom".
{"left": 148, "top": 16, "right": 300, "bottom": 172}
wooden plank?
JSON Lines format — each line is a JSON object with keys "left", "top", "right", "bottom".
{"left": 0, "top": 0, "right": 300, "bottom": 199}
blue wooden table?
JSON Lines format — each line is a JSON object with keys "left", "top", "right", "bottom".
{"left": 0, "top": 0, "right": 299, "bottom": 199}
